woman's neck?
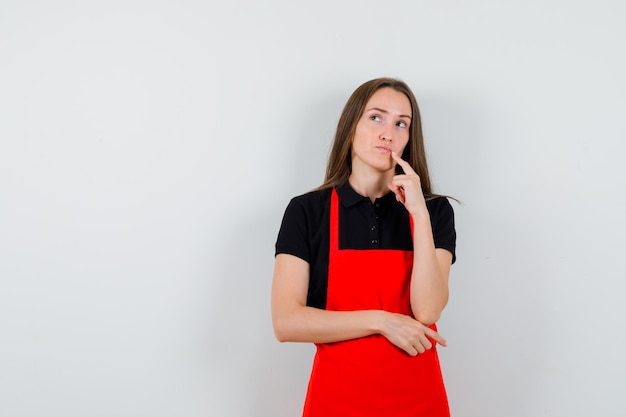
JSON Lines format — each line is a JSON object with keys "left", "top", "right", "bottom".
{"left": 348, "top": 170, "right": 394, "bottom": 203}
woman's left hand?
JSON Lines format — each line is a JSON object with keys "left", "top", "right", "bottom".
{"left": 388, "top": 151, "right": 427, "bottom": 216}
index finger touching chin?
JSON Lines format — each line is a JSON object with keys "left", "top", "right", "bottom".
{"left": 390, "top": 151, "right": 405, "bottom": 163}
{"left": 391, "top": 151, "right": 413, "bottom": 171}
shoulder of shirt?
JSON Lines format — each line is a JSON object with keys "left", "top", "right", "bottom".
{"left": 426, "top": 195, "right": 454, "bottom": 213}
{"left": 282, "top": 188, "right": 332, "bottom": 230}
{"left": 289, "top": 187, "right": 332, "bottom": 204}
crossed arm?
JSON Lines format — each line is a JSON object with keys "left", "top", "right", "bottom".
{"left": 270, "top": 246, "right": 452, "bottom": 356}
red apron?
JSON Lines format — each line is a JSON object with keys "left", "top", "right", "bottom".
{"left": 302, "top": 188, "right": 449, "bottom": 417}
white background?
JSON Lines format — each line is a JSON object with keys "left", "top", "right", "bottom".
{"left": 1, "top": 1, "right": 625, "bottom": 416}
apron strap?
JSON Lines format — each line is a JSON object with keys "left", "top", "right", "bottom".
{"left": 330, "top": 188, "right": 339, "bottom": 252}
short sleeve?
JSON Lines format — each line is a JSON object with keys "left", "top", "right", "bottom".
{"left": 275, "top": 198, "right": 311, "bottom": 264}
{"left": 428, "top": 197, "right": 457, "bottom": 264}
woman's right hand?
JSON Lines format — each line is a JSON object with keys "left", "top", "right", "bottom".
{"left": 377, "top": 311, "right": 447, "bottom": 356}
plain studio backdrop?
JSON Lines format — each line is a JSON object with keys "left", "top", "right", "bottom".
{"left": 1, "top": 1, "right": 625, "bottom": 416}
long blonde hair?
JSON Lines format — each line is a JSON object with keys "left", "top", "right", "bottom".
{"left": 316, "top": 78, "right": 436, "bottom": 197}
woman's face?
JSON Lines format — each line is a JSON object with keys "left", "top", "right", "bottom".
{"left": 351, "top": 87, "right": 412, "bottom": 175}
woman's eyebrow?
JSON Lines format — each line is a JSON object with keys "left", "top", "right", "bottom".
{"left": 366, "top": 107, "right": 412, "bottom": 119}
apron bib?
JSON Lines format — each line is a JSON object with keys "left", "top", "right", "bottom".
{"left": 302, "top": 188, "right": 449, "bottom": 417}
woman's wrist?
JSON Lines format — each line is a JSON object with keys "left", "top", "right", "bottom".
{"left": 409, "top": 209, "right": 430, "bottom": 226}
{"left": 369, "top": 310, "right": 389, "bottom": 336}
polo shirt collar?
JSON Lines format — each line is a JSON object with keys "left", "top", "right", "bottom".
{"left": 336, "top": 181, "right": 397, "bottom": 208}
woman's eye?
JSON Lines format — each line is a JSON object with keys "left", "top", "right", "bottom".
{"left": 370, "top": 115, "right": 381, "bottom": 122}
{"left": 397, "top": 121, "right": 407, "bottom": 128}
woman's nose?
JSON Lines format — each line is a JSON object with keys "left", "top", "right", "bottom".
{"left": 380, "top": 126, "right": 393, "bottom": 141}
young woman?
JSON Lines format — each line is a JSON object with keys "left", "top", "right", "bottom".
{"left": 271, "top": 78, "right": 456, "bottom": 417}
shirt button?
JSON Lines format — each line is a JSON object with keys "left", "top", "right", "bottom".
{"left": 375, "top": 203, "right": 381, "bottom": 208}
{"left": 370, "top": 225, "right": 377, "bottom": 231}
{"left": 371, "top": 239, "right": 378, "bottom": 244}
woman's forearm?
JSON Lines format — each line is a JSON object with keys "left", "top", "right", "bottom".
{"left": 272, "top": 254, "right": 387, "bottom": 344}
{"left": 409, "top": 212, "right": 450, "bottom": 325}
{"left": 273, "top": 306, "right": 384, "bottom": 343}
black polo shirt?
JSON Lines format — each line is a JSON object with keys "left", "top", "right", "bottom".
{"left": 275, "top": 181, "right": 456, "bottom": 309}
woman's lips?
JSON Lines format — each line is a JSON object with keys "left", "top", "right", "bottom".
{"left": 376, "top": 146, "right": 392, "bottom": 153}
